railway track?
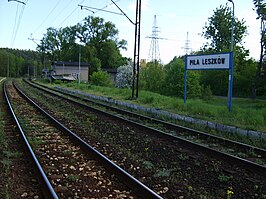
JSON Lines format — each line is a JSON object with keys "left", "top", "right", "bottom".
{"left": 26, "top": 79, "right": 266, "bottom": 169}
{"left": 0, "top": 81, "right": 45, "bottom": 198}
{"left": 16, "top": 79, "right": 266, "bottom": 198}
{"left": 4, "top": 80, "right": 162, "bottom": 199}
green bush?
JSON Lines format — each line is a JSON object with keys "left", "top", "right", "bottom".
{"left": 201, "top": 85, "right": 213, "bottom": 100}
{"left": 90, "top": 70, "right": 112, "bottom": 87}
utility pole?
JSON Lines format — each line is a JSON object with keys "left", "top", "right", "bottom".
{"left": 80, "top": 1, "right": 142, "bottom": 99}
{"left": 227, "top": 0, "right": 234, "bottom": 112}
{"left": 7, "top": 56, "right": 10, "bottom": 78}
{"left": 78, "top": 46, "right": 81, "bottom": 84}
{"left": 132, "top": 0, "right": 141, "bottom": 99}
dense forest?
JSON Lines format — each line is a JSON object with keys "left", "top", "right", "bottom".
{"left": 0, "top": 48, "right": 42, "bottom": 77}
{"left": 0, "top": 2, "right": 266, "bottom": 98}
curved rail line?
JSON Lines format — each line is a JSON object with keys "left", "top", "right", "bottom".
{"left": 24, "top": 79, "right": 266, "bottom": 174}
{"left": 12, "top": 81, "right": 162, "bottom": 199}
{"left": 4, "top": 81, "right": 59, "bottom": 199}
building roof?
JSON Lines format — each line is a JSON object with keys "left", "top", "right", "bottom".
{"left": 51, "top": 61, "right": 89, "bottom": 67}
{"left": 102, "top": 68, "right": 117, "bottom": 73}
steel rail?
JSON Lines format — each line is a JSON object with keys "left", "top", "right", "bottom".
{"left": 3, "top": 81, "right": 59, "bottom": 199}
{"left": 13, "top": 81, "right": 162, "bottom": 199}
{"left": 23, "top": 79, "right": 266, "bottom": 174}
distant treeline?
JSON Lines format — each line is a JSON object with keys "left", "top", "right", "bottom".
{"left": 0, "top": 48, "right": 42, "bottom": 77}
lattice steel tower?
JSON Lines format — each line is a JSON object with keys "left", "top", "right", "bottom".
{"left": 182, "top": 32, "right": 191, "bottom": 55}
{"left": 147, "top": 15, "right": 162, "bottom": 62}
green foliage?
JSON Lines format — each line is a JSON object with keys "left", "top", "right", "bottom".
{"left": 115, "top": 63, "right": 133, "bottom": 88}
{"left": 253, "top": 0, "right": 266, "bottom": 92}
{"left": 0, "top": 48, "right": 42, "bottom": 78}
{"left": 38, "top": 16, "right": 127, "bottom": 70}
{"left": 140, "top": 61, "right": 165, "bottom": 93}
{"left": 140, "top": 58, "right": 201, "bottom": 98}
{"left": 48, "top": 80, "right": 266, "bottom": 132}
{"left": 218, "top": 174, "right": 233, "bottom": 183}
{"left": 153, "top": 168, "right": 173, "bottom": 177}
{"left": 187, "top": 71, "right": 202, "bottom": 98}
{"left": 201, "top": 85, "right": 213, "bottom": 100}
{"left": 97, "top": 41, "right": 126, "bottom": 68}
{"left": 202, "top": 4, "right": 247, "bottom": 52}
{"left": 90, "top": 70, "right": 112, "bottom": 87}
{"left": 200, "top": 4, "right": 263, "bottom": 97}
{"left": 161, "top": 57, "right": 184, "bottom": 97}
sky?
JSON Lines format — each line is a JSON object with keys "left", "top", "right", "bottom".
{"left": 0, "top": 0, "right": 261, "bottom": 64}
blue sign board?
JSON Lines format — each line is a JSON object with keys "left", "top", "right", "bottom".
{"left": 184, "top": 52, "right": 234, "bottom": 111}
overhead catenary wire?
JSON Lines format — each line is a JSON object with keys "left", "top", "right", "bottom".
{"left": 32, "top": 0, "right": 63, "bottom": 35}
{"left": 51, "top": 0, "right": 73, "bottom": 27}
{"left": 56, "top": 0, "right": 85, "bottom": 28}
{"left": 110, "top": 0, "right": 135, "bottom": 25}
{"left": 10, "top": 0, "right": 28, "bottom": 47}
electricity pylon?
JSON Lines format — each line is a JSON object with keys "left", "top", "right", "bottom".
{"left": 182, "top": 32, "right": 191, "bottom": 55}
{"left": 147, "top": 15, "right": 162, "bottom": 63}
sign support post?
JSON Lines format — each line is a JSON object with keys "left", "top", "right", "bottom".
{"left": 184, "top": 70, "right": 187, "bottom": 104}
{"left": 228, "top": 52, "right": 234, "bottom": 112}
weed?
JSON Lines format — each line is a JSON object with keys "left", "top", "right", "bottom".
{"left": 247, "top": 148, "right": 257, "bottom": 157}
{"left": 178, "top": 154, "right": 189, "bottom": 161}
{"left": 67, "top": 175, "right": 79, "bottom": 182}
{"left": 1, "top": 159, "right": 11, "bottom": 170}
{"left": 143, "top": 160, "right": 154, "bottom": 169}
{"left": 3, "top": 151, "right": 23, "bottom": 158}
{"left": 154, "top": 168, "right": 173, "bottom": 177}
{"left": 226, "top": 187, "right": 234, "bottom": 199}
{"left": 63, "top": 149, "right": 73, "bottom": 156}
{"left": 218, "top": 174, "right": 233, "bottom": 183}
{"left": 255, "top": 159, "right": 265, "bottom": 165}
{"left": 211, "top": 161, "right": 221, "bottom": 172}
{"left": 237, "top": 152, "right": 248, "bottom": 158}
{"left": 28, "top": 137, "right": 43, "bottom": 147}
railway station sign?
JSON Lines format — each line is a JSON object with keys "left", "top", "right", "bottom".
{"left": 184, "top": 52, "right": 234, "bottom": 112}
{"left": 186, "top": 52, "right": 231, "bottom": 70}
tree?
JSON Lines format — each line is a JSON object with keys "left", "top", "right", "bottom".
{"left": 200, "top": 4, "right": 259, "bottom": 97}
{"left": 37, "top": 26, "right": 78, "bottom": 62}
{"left": 76, "top": 16, "right": 127, "bottom": 69}
{"left": 140, "top": 61, "right": 165, "bottom": 93}
{"left": 115, "top": 62, "right": 133, "bottom": 88}
{"left": 162, "top": 57, "right": 201, "bottom": 98}
{"left": 161, "top": 57, "right": 184, "bottom": 97}
{"left": 38, "top": 16, "right": 127, "bottom": 74}
{"left": 0, "top": 48, "right": 42, "bottom": 78}
{"left": 253, "top": 0, "right": 266, "bottom": 80}
{"left": 202, "top": 4, "right": 247, "bottom": 52}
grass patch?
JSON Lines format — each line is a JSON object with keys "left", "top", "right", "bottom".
{"left": 3, "top": 151, "right": 23, "bottom": 158}
{"left": 154, "top": 168, "right": 174, "bottom": 177}
{"left": 28, "top": 137, "right": 43, "bottom": 147}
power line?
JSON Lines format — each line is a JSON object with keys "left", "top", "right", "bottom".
{"left": 8, "top": 0, "right": 25, "bottom": 5}
{"left": 10, "top": 0, "right": 28, "bottom": 47}
{"left": 32, "top": 0, "right": 63, "bottom": 34}
{"left": 51, "top": 0, "right": 73, "bottom": 27}
{"left": 110, "top": 0, "right": 134, "bottom": 25}
{"left": 79, "top": 5, "right": 123, "bottom": 16}
{"left": 56, "top": 0, "right": 85, "bottom": 28}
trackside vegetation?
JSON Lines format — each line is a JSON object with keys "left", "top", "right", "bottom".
{"left": 44, "top": 80, "right": 266, "bottom": 134}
